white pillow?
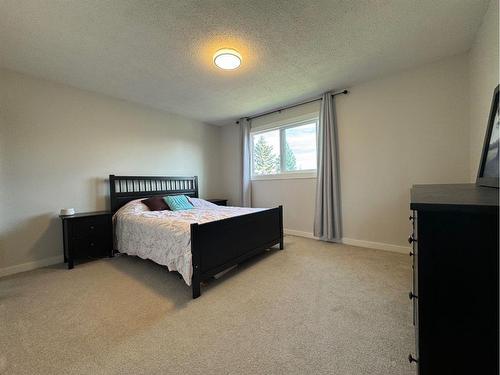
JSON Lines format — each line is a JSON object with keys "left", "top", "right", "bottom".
{"left": 188, "top": 197, "right": 219, "bottom": 208}
{"left": 117, "top": 199, "right": 150, "bottom": 214}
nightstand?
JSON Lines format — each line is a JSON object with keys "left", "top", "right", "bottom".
{"left": 60, "top": 211, "right": 113, "bottom": 269}
{"left": 206, "top": 199, "right": 228, "bottom": 206}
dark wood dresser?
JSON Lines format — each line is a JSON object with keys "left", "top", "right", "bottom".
{"left": 409, "top": 184, "right": 498, "bottom": 374}
{"left": 60, "top": 211, "right": 113, "bottom": 269}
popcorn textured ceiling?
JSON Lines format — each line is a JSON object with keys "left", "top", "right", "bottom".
{"left": 0, "top": 0, "right": 489, "bottom": 125}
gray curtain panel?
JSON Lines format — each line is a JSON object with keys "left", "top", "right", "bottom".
{"left": 314, "top": 92, "right": 342, "bottom": 242}
{"left": 240, "top": 118, "right": 252, "bottom": 207}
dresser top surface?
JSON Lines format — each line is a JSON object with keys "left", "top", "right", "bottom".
{"left": 411, "top": 184, "right": 499, "bottom": 212}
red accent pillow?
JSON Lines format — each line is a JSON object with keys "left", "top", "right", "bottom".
{"left": 141, "top": 196, "right": 169, "bottom": 211}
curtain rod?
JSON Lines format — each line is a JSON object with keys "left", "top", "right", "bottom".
{"left": 237, "top": 89, "right": 348, "bottom": 123}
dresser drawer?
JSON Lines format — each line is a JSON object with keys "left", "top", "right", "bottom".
{"left": 70, "top": 215, "right": 111, "bottom": 239}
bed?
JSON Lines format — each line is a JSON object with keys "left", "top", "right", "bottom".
{"left": 110, "top": 175, "right": 284, "bottom": 298}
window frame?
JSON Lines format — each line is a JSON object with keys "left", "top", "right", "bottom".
{"left": 250, "top": 117, "right": 319, "bottom": 180}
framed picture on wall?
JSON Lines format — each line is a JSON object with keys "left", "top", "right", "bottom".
{"left": 476, "top": 85, "right": 499, "bottom": 188}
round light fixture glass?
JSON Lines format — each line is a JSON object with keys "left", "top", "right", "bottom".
{"left": 213, "top": 49, "right": 242, "bottom": 70}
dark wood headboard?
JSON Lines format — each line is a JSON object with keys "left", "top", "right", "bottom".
{"left": 109, "top": 175, "right": 198, "bottom": 213}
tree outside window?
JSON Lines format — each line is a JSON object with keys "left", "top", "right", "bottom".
{"left": 253, "top": 135, "right": 280, "bottom": 175}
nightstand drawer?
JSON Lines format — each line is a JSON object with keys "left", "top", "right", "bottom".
{"left": 73, "top": 236, "right": 112, "bottom": 258}
{"left": 71, "top": 216, "right": 110, "bottom": 239}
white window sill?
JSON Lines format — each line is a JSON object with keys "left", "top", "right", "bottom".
{"left": 251, "top": 172, "right": 317, "bottom": 181}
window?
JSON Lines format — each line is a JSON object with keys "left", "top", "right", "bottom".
{"left": 251, "top": 118, "right": 318, "bottom": 179}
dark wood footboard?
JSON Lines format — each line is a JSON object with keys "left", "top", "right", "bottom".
{"left": 190, "top": 205, "right": 284, "bottom": 298}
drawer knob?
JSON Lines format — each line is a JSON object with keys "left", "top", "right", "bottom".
{"left": 89, "top": 225, "right": 95, "bottom": 230}
{"left": 409, "top": 292, "right": 418, "bottom": 300}
{"left": 409, "top": 251, "right": 414, "bottom": 257}
{"left": 408, "top": 235, "right": 416, "bottom": 244}
{"left": 409, "top": 216, "right": 413, "bottom": 221}
{"left": 90, "top": 242, "right": 95, "bottom": 247}
{"left": 408, "top": 354, "right": 418, "bottom": 363}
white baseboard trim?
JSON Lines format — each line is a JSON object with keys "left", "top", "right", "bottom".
{"left": 284, "top": 229, "right": 410, "bottom": 254}
{"left": 284, "top": 229, "right": 318, "bottom": 239}
{"left": 341, "top": 237, "right": 410, "bottom": 254}
{"left": 0, "top": 255, "right": 63, "bottom": 278}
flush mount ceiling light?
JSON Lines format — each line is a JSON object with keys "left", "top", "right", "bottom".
{"left": 213, "top": 48, "right": 242, "bottom": 70}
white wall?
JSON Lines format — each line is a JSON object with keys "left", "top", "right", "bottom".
{"left": 337, "top": 55, "right": 470, "bottom": 248}
{"left": 252, "top": 178, "right": 317, "bottom": 234}
{"left": 469, "top": 0, "right": 499, "bottom": 180}
{"left": 0, "top": 69, "right": 222, "bottom": 272}
{"left": 220, "top": 54, "right": 471, "bottom": 249}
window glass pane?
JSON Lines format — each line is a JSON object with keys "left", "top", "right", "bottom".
{"left": 284, "top": 122, "right": 317, "bottom": 171}
{"left": 252, "top": 130, "right": 280, "bottom": 175}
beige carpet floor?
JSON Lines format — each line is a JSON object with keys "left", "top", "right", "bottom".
{"left": 0, "top": 236, "right": 415, "bottom": 375}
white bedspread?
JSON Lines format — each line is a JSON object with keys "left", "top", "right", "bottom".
{"left": 113, "top": 198, "right": 264, "bottom": 285}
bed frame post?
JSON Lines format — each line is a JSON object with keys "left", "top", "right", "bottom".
{"left": 109, "top": 175, "right": 116, "bottom": 212}
{"left": 193, "top": 176, "right": 199, "bottom": 198}
{"left": 278, "top": 205, "right": 284, "bottom": 250}
{"left": 190, "top": 223, "right": 201, "bottom": 299}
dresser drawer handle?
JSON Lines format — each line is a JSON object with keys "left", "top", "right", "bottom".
{"left": 409, "top": 292, "right": 418, "bottom": 300}
{"left": 408, "top": 354, "right": 418, "bottom": 363}
{"left": 409, "top": 216, "right": 413, "bottom": 221}
{"left": 408, "top": 235, "right": 416, "bottom": 244}
{"left": 89, "top": 225, "right": 95, "bottom": 230}
{"left": 409, "top": 251, "right": 414, "bottom": 257}
{"left": 90, "top": 242, "right": 95, "bottom": 247}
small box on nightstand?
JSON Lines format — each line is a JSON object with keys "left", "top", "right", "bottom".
{"left": 60, "top": 211, "right": 113, "bottom": 269}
